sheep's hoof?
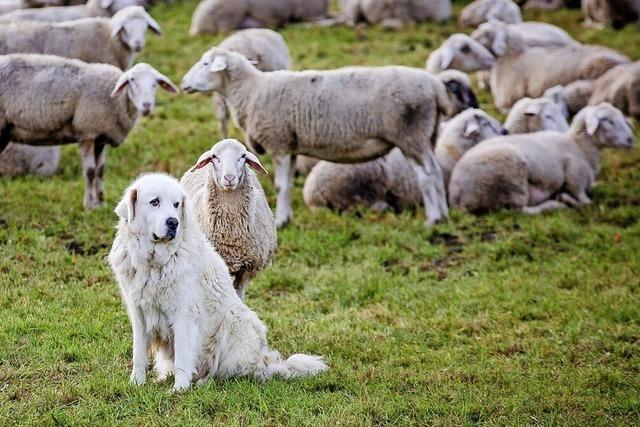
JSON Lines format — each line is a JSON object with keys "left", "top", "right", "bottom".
{"left": 275, "top": 216, "right": 291, "bottom": 229}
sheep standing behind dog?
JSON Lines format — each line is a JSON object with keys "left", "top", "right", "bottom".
{"left": 0, "top": 55, "right": 178, "bottom": 210}
{"left": 214, "top": 29, "right": 291, "bottom": 138}
{"left": 449, "top": 103, "right": 635, "bottom": 214}
{"left": 0, "top": 6, "right": 161, "bottom": 70}
{"left": 189, "top": 0, "right": 329, "bottom": 35}
{"left": 181, "top": 139, "right": 276, "bottom": 301}
{"left": 0, "top": 0, "right": 146, "bottom": 22}
{"left": 303, "top": 109, "right": 506, "bottom": 213}
{"left": 339, "top": 0, "right": 451, "bottom": 28}
{"left": 181, "top": 48, "right": 453, "bottom": 227}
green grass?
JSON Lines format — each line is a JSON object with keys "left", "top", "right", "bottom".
{"left": 1, "top": 1, "right": 640, "bottom": 425}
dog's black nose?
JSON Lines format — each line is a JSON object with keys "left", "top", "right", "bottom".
{"left": 166, "top": 217, "right": 179, "bottom": 230}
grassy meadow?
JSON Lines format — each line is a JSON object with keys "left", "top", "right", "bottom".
{"left": 1, "top": 0, "right": 639, "bottom": 425}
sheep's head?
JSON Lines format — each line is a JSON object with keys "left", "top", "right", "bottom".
{"left": 190, "top": 139, "right": 267, "bottom": 192}
{"left": 98, "top": 0, "right": 148, "bottom": 13}
{"left": 111, "top": 63, "right": 179, "bottom": 116}
{"left": 471, "top": 19, "right": 510, "bottom": 57}
{"left": 579, "top": 103, "right": 635, "bottom": 150}
{"left": 509, "top": 98, "right": 569, "bottom": 133}
{"left": 111, "top": 6, "right": 162, "bottom": 53}
{"left": 181, "top": 48, "right": 257, "bottom": 94}
{"left": 437, "top": 70, "right": 479, "bottom": 117}
{"left": 426, "top": 34, "right": 495, "bottom": 74}
{"left": 460, "top": 109, "right": 507, "bottom": 143}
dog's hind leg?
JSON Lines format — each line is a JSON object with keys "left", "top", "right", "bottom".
{"left": 153, "top": 343, "right": 174, "bottom": 382}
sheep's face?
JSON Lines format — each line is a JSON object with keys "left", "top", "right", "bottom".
{"left": 442, "top": 75, "right": 479, "bottom": 116}
{"left": 523, "top": 101, "right": 569, "bottom": 132}
{"left": 585, "top": 104, "right": 636, "bottom": 150}
{"left": 471, "top": 21, "right": 508, "bottom": 57}
{"left": 190, "top": 139, "right": 268, "bottom": 192}
{"left": 181, "top": 52, "right": 226, "bottom": 94}
{"left": 111, "top": 7, "right": 162, "bottom": 53}
{"left": 462, "top": 110, "right": 507, "bottom": 144}
{"left": 437, "top": 35, "right": 495, "bottom": 73}
{"left": 111, "top": 63, "right": 178, "bottom": 116}
{"left": 543, "top": 86, "right": 571, "bottom": 119}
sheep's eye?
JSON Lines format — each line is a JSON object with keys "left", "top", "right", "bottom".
{"left": 150, "top": 198, "right": 159, "bottom": 207}
{"left": 173, "top": 201, "right": 179, "bottom": 208}
{"left": 460, "top": 44, "right": 471, "bottom": 53}
{"left": 240, "top": 154, "right": 246, "bottom": 160}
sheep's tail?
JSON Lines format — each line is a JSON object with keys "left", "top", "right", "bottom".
{"left": 261, "top": 352, "right": 328, "bottom": 380}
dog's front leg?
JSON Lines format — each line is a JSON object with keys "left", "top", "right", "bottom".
{"left": 172, "top": 313, "right": 198, "bottom": 392}
{"left": 129, "top": 306, "right": 148, "bottom": 385}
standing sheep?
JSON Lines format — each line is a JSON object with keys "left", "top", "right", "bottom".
{"left": 0, "top": 0, "right": 146, "bottom": 23}
{"left": 214, "top": 29, "right": 291, "bottom": 138}
{"left": 181, "top": 48, "right": 452, "bottom": 227}
{"left": 0, "top": 6, "right": 161, "bottom": 70}
{"left": 181, "top": 139, "right": 276, "bottom": 300}
{"left": 504, "top": 97, "right": 569, "bottom": 134}
{"left": 0, "top": 55, "right": 178, "bottom": 210}
{"left": 302, "top": 109, "right": 506, "bottom": 213}
{"left": 458, "top": 0, "right": 521, "bottom": 27}
{"left": 339, "top": 0, "right": 451, "bottom": 28}
{"left": 0, "top": 143, "right": 59, "bottom": 177}
{"left": 449, "top": 103, "right": 635, "bottom": 214}
{"left": 425, "top": 34, "right": 495, "bottom": 74}
{"left": 189, "top": 0, "right": 329, "bottom": 35}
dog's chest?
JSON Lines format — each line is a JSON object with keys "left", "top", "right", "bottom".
{"left": 129, "top": 268, "right": 182, "bottom": 334}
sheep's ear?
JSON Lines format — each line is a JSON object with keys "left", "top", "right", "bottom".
{"left": 110, "top": 72, "right": 130, "bottom": 97}
{"left": 190, "top": 154, "right": 213, "bottom": 172}
{"left": 116, "top": 188, "right": 137, "bottom": 222}
{"left": 463, "top": 118, "right": 480, "bottom": 137}
{"left": 100, "top": 0, "right": 114, "bottom": 9}
{"left": 524, "top": 104, "right": 540, "bottom": 117}
{"left": 585, "top": 109, "right": 600, "bottom": 135}
{"left": 145, "top": 14, "right": 163, "bottom": 35}
{"left": 245, "top": 152, "right": 268, "bottom": 174}
{"left": 438, "top": 46, "right": 454, "bottom": 70}
{"left": 210, "top": 56, "right": 227, "bottom": 72}
{"left": 155, "top": 72, "right": 179, "bottom": 93}
{"left": 491, "top": 29, "right": 507, "bottom": 56}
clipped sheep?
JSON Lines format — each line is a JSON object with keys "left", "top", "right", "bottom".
{"left": 190, "top": 0, "right": 329, "bottom": 35}
{"left": 0, "top": 0, "right": 146, "bottom": 22}
{"left": 582, "top": 0, "right": 640, "bottom": 29}
{"left": 302, "top": 109, "right": 506, "bottom": 213}
{"left": 458, "top": 0, "right": 521, "bottom": 27}
{"left": 0, "top": 143, "right": 60, "bottom": 177}
{"left": 504, "top": 97, "right": 569, "bottom": 134}
{"left": 0, "top": 54, "right": 178, "bottom": 210}
{"left": 182, "top": 48, "right": 453, "bottom": 227}
{"left": 339, "top": 0, "right": 451, "bottom": 28}
{"left": 449, "top": 103, "right": 635, "bottom": 214}
{"left": 181, "top": 139, "right": 276, "bottom": 300}
{"left": 0, "top": 6, "right": 161, "bottom": 70}
{"left": 425, "top": 34, "right": 495, "bottom": 74}
{"left": 214, "top": 29, "right": 291, "bottom": 138}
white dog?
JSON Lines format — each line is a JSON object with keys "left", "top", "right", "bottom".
{"left": 108, "top": 173, "right": 327, "bottom": 391}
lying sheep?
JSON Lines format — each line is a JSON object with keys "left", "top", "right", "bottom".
{"left": 489, "top": 30, "right": 629, "bottom": 112}
{"left": 214, "top": 29, "right": 291, "bottom": 138}
{"left": 0, "top": 55, "right": 178, "bottom": 210}
{"left": 0, "top": 143, "right": 60, "bottom": 177}
{"left": 0, "top": 0, "right": 83, "bottom": 15}
{"left": 0, "top": 0, "right": 145, "bottom": 22}
{"left": 190, "top": 0, "right": 329, "bottom": 35}
{"left": 339, "top": 0, "right": 451, "bottom": 28}
{"left": 181, "top": 139, "right": 276, "bottom": 300}
{"left": 295, "top": 70, "right": 479, "bottom": 176}
{"left": 302, "top": 109, "right": 506, "bottom": 213}
{"left": 425, "top": 34, "right": 495, "bottom": 74}
{"left": 546, "top": 62, "right": 640, "bottom": 120}
{"left": 519, "top": 0, "right": 580, "bottom": 11}
{"left": 458, "top": 0, "right": 521, "bottom": 27}
{"left": 504, "top": 97, "right": 569, "bottom": 134}
{"left": 182, "top": 48, "right": 453, "bottom": 227}
{"left": 449, "top": 103, "right": 635, "bottom": 214}
{"left": 0, "top": 6, "right": 161, "bottom": 70}
{"left": 582, "top": 0, "right": 640, "bottom": 29}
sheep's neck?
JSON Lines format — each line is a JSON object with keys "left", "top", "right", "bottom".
{"left": 572, "top": 125, "right": 602, "bottom": 174}
{"left": 219, "top": 68, "right": 261, "bottom": 129}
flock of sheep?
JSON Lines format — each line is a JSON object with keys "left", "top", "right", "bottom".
{"left": 0, "top": 0, "right": 637, "bottom": 294}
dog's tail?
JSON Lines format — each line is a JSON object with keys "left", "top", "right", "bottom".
{"left": 261, "top": 352, "right": 328, "bottom": 380}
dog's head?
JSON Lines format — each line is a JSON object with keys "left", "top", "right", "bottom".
{"left": 115, "top": 173, "right": 189, "bottom": 246}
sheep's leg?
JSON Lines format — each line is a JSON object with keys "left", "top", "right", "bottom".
{"left": 0, "top": 119, "right": 11, "bottom": 154}
{"left": 213, "top": 94, "right": 229, "bottom": 138}
{"left": 93, "top": 142, "right": 106, "bottom": 207}
{"left": 562, "top": 157, "right": 592, "bottom": 207}
{"left": 407, "top": 152, "right": 448, "bottom": 226}
{"left": 522, "top": 200, "right": 567, "bottom": 215}
{"left": 559, "top": 192, "right": 591, "bottom": 207}
{"left": 79, "top": 141, "right": 99, "bottom": 210}
{"left": 234, "top": 271, "right": 256, "bottom": 301}
{"left": 274, "top": 154, "right": 295, "bottom": 228}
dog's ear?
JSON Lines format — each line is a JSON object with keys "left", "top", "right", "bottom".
{"left": 115, "top": 188, "right": 137, "bottom": 222}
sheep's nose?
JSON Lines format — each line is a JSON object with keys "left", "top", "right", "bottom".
{"left": 166, "top": 217, "right": 179, "bottom": 230}
{"left": 224, "top": 174, "right": 235, "bottom": 183}
{"left": 501, "top": 128, "right": 509, "bottom": 135}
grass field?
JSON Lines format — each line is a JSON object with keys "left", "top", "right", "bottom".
{"left": 1, "top": 0, "right": 639, "bottom": 425}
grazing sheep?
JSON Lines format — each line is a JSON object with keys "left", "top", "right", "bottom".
{"left": 189, "top": 0, "right": 329, "bottom": 35}
{"left": 0, "top": 55, "right": 178, "bottom": 210}
{"left": 458, "top": 0, "right": 521, "bottom": 27}
{"left": 0, "top": 6, "right": 161, "bottom": 70}
{"left": 181, "top": 139, "right": 276, "bottom": 300}
{"left": 582, "top": 0, "right": 640, "bottom": 29}
{"left": 546, "top": 62, "right": 640, "bottom": 120}
{"left": 519, "top": 0, "right": 580, "bottom": 11}
{"left": 425, "top": 34, "right": 495, "bottom": 74}
{"left": 0, "top": 0, "right": 146, "bottom": 23}
{"left": 504, "top": 97, "right": 569, "bottom": 134}
{"left": 0, "top": 143, "right": 59, "bottom": 177}
{"left": 0, "top": 0, "right": 84, "bottom": 15}
{"left": 339, "top": 0, "right": 451, "bottom": 28}
{"left": 302, "top": 109, "right": 506, "bottom": 213}
{"left": 214, "top": 29, "right": 291, "bottom": 138}
{"left": 449, "top": 103, "right": 635, "bottom": 214}
{"left": 488, "top": 29, "right": 629, "bottom": 112}
{"left": 182, "top": 48, "right": 453, "bottom": 227}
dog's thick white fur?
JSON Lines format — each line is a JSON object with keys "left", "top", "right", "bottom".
{"left": 108, "top": 173, "right": 327, "bottom": 391}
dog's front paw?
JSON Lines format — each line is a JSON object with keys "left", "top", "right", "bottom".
{"left": 172, "top": 380, "right": 191, "bottom": 393}
{"left": 130, "top": 370, "right": 146, "bottom": 386}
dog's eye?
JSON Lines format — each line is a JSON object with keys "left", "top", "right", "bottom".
{"left": 173, "top": 202, "right": 179, "bottom": 208}
{"left": 150, "top": 198, "right": 160, "bottom": 207}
